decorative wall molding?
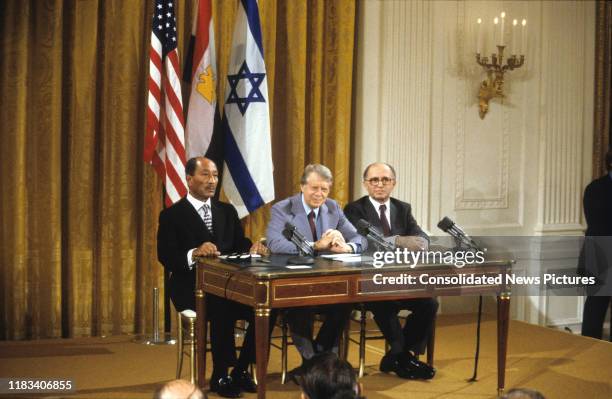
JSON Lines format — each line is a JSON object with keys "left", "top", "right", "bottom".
{"left": 377, "top": 0, "right": 433, "bottom": 225}
{"left": 354, "top": 0, "right": 596, "bottom": 326}
{"left": 454, "top": 1, "right": 510, "bottom": 210}
{"left": 537, "top": 1, "right": 594, "bottom": 234}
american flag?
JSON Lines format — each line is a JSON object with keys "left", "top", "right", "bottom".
{"left": 144, "top": 0, "right": 187, "bottom": 206}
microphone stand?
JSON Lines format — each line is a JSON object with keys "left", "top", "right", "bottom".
{"left": 437, "top": 217, "right": 484, "bottom": 382}
{"left": 468, "top": 295, "right": 483, "bottom": 382}
{"left": 357, "top": 220, "right": 395, "bottom": 252}
{"left": 284, "top": 228, "right": 315, "bottom": 265}
{"left": 288, "top": 245, "right": 315, "bottom": 265}
{"left": 365, "top": 231, "right": 394, "bottom": 252}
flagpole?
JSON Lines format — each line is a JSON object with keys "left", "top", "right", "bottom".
{"left": 141, "top": 0, "right": 187, "bottom": 345}
{"left": 133, "top": 185, "right": 175, "bottom": 345}
{"left": 162, "top": 186, "right": 172, "bottom": 336}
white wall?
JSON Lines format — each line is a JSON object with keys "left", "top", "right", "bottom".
{"left": 353, "top": 0, "right": 596, "bottom": 328}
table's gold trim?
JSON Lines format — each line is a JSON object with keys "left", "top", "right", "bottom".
{"left": 255, "top": 307, "right": 271, "bottom": 317}
{"left": 256, "top": 281, "right": 270, "bottom": 307}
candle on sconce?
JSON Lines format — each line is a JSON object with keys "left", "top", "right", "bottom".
{"left": 493, "top": 17, "right": 499, "bottom": 48}
{"left": 521, "top": 19, "right": 527, "bottom": 56}
{"left": 477, "top": 18, "right": 482, "bottom": 54}
{"left": 500, "top": 12, "right": 506, "bottom": 46}
{"left": 512, "top": 19, "right": 518, "bottom": 55}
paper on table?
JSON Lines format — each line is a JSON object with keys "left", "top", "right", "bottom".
{"left": 339, "top": 256, "right": 362, "bottom": 263}
{"left": 286, "top": 265, "right": 312, "bottom": 269}
{"left": 320, "top": 253, "right": 361, "bottom": 260}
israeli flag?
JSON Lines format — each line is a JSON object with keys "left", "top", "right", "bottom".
{"left": 222, "top": 0, "right": 274, "bottom": 218}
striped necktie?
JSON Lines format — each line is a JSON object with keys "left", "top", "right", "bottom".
{"left": 200, "top": 204, "right": 213, "bottom": 234}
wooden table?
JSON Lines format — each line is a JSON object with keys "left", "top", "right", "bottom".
{"left": 195, "top": 256, "right": 512, "bottom": 398}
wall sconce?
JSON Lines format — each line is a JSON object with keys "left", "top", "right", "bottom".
{"left": 475, "top": 13, "right": 526, "bottom": 119}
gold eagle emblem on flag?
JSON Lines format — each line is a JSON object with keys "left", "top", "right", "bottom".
{"left": 196, "top": 65, "right": 216, "bottom": 104}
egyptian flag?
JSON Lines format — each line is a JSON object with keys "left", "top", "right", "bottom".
{"left": 184, "top": 0, "right": 224, "bottom": 170}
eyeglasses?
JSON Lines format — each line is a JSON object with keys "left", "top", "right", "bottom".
{"left": 365, "top": 177, "right": 395, "bottom": 186}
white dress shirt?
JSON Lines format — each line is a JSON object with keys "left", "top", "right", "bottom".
{"left": 186, "top": 193, "right": 212, "bottom": 268}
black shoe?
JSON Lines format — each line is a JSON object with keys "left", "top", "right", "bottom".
{"left": 231, "top": 369, "right": 257, "bottom": 393}
{"left": 210, "top": 375, "right": 242, "bottom": 398}
{"left": 379, "top": 353, "right": 407, "bottom": 378}
{"left": 380, "top": 353, "right": 434, "bottom": 380}
{"left": 287, "top": 365, "right": 306, "bottom": 386}
{"left": 398, "top": 353, "right": 436, "bottom": 380}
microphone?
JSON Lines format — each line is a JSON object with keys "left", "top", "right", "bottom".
{"left": 356, "top": 219, "right": 395, "bottom": 252}
{"left": 282, "top": 222, "right": 315, "bottom": 264}
{"left": 437, "top": 216, "right": 481, "bottom": 251}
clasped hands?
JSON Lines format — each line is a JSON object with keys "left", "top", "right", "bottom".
{"left": 395, "top": 236, "right": 428, "bottom": 251}
{"left": 313, "top": 229, "right": 352, "bottom": 253}
{"left": 193, "top": 241, "right": 270, "bottom": 258}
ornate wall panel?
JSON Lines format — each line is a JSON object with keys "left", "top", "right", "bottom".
{"left": 354, "top": 0, "right": 596, "bottom": 325}
{"left": 536, "top": 1, "right": 595, "bottom": 234}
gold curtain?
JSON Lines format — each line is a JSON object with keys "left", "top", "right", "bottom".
{"left": 0, "top": 0, "right": 356, "bottom": 340}
{"left": 593, "top": 0, "right": 611, "bottom": 177}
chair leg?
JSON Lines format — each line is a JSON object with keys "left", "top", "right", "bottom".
{"left": 188, "top": 318, "right": 196, "bottom": 385}
{"left": 339, "top": 317, "right": 350, "bottom": 361}
{"left": 281, "top": 316, "right": 289, "bottom": 384}
{"left": 251, "top": 363, "right": 257, "bottom": 385}
{"left": 359, "top": 307, "right": 367, "bottom": 378}
{"left": 176, "top": 313, "right": 183, "bottom": 379}
{"left": 427, "top": 315, "right": 436, "bottom": 367}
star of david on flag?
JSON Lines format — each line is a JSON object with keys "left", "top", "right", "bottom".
{"left": 226, "top": 61, "right": 266, "bottom": 115}
{"left": 221, "top": 0, "right": 274, "bottom": 218}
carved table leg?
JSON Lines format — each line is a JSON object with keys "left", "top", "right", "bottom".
{"left": 497, "top": 293, "right": 511, "bottom": 396}
{"left": 255, "top": 307, "right": 270, "bottom": 399}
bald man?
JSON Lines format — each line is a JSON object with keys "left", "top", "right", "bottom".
{"left": 154, "top": 379, "right": 203, "bottom": 399}
{"left": 344, "top": 162, "right": 437, "bottom": 380}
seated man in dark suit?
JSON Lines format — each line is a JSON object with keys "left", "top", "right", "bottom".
{"left": 344, "top": 162, "right": 437, "bottom": 380}
{"left": 266, "top": 164, "right": 367, "bottom": 376}
{"left": 157, "top": 157, "right": 268, "bottom": 398}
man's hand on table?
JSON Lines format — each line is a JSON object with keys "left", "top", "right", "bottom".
{"left": 193, "top": 242, "right": 221, "bottom": 258}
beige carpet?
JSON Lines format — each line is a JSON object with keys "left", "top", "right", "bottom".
{"left": 0, "top": 314, "right": 610, "bottom": 399}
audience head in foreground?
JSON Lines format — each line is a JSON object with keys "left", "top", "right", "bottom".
{"left": 500, "top": 388, "right": 545, "bottom": 399}
{"left": 299, "top": 353, "right": 364, "bottom": 399}
{"left": 154, "top": 379, "right": 204, "bottom": 399}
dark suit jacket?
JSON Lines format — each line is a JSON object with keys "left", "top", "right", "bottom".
{"left": 344, "top": 196, "right": 429, "bottom": 244}
{"left": 584, "top": 174, "right": 612, "bottom": 237}
{"left": 578, "top": 174, "right": 612, "bottom": 288}
{"left": 157, "top": 197, "right": 252, "bottom": 311}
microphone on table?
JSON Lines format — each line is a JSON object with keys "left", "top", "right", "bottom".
{"left": 282, "top": 222, "right": 315, "bottom": 264}
{"left": 437, "top": 216, "right": 481, "bottom": 251}
{"left": 356, "top": 219, "right": 395, "bottom": 252}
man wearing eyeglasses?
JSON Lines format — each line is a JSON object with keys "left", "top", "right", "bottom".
{"left": 344, "top": 162, "right": 438, "bottom": 380}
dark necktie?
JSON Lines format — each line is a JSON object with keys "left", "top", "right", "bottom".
{"left": 379, "top": 204, "right": 391, "bottom": 237}
{"left": 308, "top": 211, "right": 318, "bottom": 241}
